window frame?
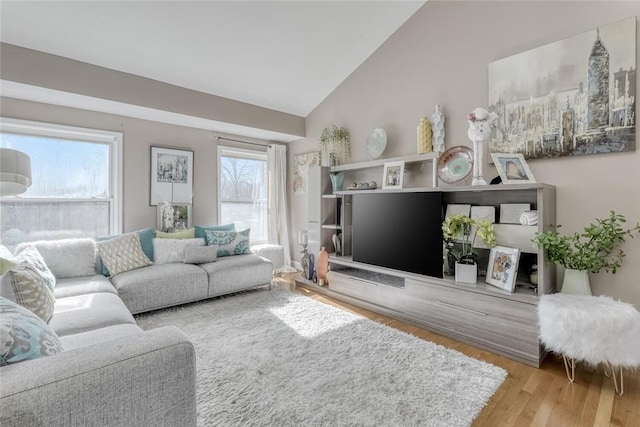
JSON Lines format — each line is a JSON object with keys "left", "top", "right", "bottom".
{"left": 217, "top": 145, "right": 268, "bottom": 244}
{"left": 0, "top": 117, "right": 123, "bottom": 235}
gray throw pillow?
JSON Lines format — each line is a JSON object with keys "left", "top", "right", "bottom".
{"left": 183, "top": 245, "right": 218, "bottom": 264}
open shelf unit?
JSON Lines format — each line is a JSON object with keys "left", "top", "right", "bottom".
{"left": 298, "top": 165, "right": 556, "bottom": 367}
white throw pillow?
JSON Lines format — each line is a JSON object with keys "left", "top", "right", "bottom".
{"left": 153, "top": 238, "right": 205, "bottom": 264}
{"left": 96, "top": 233, "right": 152, "bottom": 276}
{"left": 16, "top": 238, "right": 96, "bottom": 279}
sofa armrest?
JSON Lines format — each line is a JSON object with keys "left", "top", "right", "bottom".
{"left": 0, "top": 327, "right": 197, "bottom": 427}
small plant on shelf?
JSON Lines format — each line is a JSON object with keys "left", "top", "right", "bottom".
{"left": 319, "top": 125, "right": 350, "bottom": 166}
{"left": 442, "top": 214, "right": 496, "bottom": 265}
{"left": 532, "top": 211, "right": 640, "bottom": 274}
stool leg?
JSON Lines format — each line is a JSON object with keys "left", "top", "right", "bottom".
{"left": 563, "top": 355, "right": 575, "bottom": 382}
{"left": 608, "top": 364, "right": 624, "bottom": 396}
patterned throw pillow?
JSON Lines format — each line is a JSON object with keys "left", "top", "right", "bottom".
{"left": 0, "top": 296, "right": 63, "bottom": 366}
{"left": 0, "top": 262, "right": 56, "bottom": 322}
{"left": 96, "top": 227, "right": 155, "bottom": 276}
{"left": 96, "top": 233, "right": 152, "bottom": 277}
{"left": 204, "top": 229, "right": 251, "bottom": 257}
{"left": 13, "top": 246, "right": 56, "bottom": 292}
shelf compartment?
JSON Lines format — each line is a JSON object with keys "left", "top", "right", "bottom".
{"left": 330, "top": 152, "right": 439, "bottom": 173}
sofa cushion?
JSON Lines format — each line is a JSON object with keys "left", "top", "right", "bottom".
{"left": 204, "top": 228, "right": 251, "bottom": 257}
{"left": 96, "top": 227, "right": 155, "bottom": 276}
{"left": 110, "top": 264, "right": 208, "bottom": 314}
{"left": 60, "top": 324, "right": 143, "bottom": 351}
{"left": 15, "top": 238, "right": 96, "bottom": 279}
{"left": 96, "top": 233, "right": 152, "bottom": 277}
{"left": 0, "top": 261, "right": 56, "bottom": 322}
{"left": 153, "top": 238, "right": 205, "bottom": 264}
{"left": 50, "top": 292, "right": 136, "bottom": 336}
{"left": 54, "top": 275, "right": 117, "bottom": 299}
{"left": 184, "top": 245, "right": 218, "bottom": 264}
{"left": 0, "top": 296, "right": 63, "bottom": 366}
{"left": 13, "top": 246, "right": 56, "bottom": 292}
{"left": 155, "top": 228, "right": 195, "bottom": 239}
{"left": 194, "top": 223, "right": 235, "bottom": 241}
{"left": 200, "top": 254, "right": 272, "bottom": 296}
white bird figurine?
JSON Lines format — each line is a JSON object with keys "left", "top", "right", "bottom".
{"left": 467, "top": 107, "right": 499, "bottom": 186}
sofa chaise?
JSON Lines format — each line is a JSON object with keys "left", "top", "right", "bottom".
{"left": 0, "top": 235, "right": 273, "bottom": 426}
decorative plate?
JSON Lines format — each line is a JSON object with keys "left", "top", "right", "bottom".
{"left": 365, "top": 128, "right": 387, "bottom": 159}
{"left": 437, "top": 146, "right": 474, "bottom": 184}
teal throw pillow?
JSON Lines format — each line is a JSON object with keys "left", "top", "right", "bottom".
{"left": 204, "top": 229, "right": 251, "bottom": 257}
{"left": 195, "top": 224, "right": 236, "bottom": 242}
{"left": 96, "top": 227, "right": 154, "bottom": 276}
{"left": 0, "top": 296, "right": 63, "bottom": 366}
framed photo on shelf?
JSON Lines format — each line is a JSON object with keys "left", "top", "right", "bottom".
{"left": 150, "top": 146, "right": 194, "bottom": 206}
{"left": 157, "top": 202, "right": 192, "bottom": 233}
{"left": 382, "top": 161, "right": 405, "bottom": 190}
{"left": 486, "top": 245, "right": 521, "bottom": 293}
{"left": 491, "top": 153, "right": 536, "bottom": 185}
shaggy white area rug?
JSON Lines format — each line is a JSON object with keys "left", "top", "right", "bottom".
{"left": 136, "top": 289, "right": 506, "bottom": 427}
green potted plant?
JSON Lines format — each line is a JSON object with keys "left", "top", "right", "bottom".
{"left": 442, "top": 214, "right": 496, "bottom": 283}
{"left": 532, "top": 211, "right": 640, "bottom": 294}
{"left": 319, "top": 125, "right": 350, "bottom": 166}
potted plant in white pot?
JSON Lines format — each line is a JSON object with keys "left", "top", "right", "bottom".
{"left": 442, "top": 214, "right": 496, "bottom": 283}
{"left": 532, "top": 211, "right": 640, "bottom": 295}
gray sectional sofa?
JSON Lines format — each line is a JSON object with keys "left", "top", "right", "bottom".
{"left": 0, "top": 238, "right": 273, "bottom": 426}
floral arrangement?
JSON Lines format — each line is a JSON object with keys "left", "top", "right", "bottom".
{"left": 442, "top": 214, "right": 496, "bottom": 264}
{"left": 319, "top": 125, "right": 350, "bottom": 166}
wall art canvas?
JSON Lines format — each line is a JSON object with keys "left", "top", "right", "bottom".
{"left": 293, "top": 151, "right": 319, "bottom": 196}
{"left": 157, "top": 202, "right": 192, "bottom": 233}
{"left": 488, "top": 17, "right": 636, "bottom": 159}
{"left": 150, "top": 146, "right": 193, "bottom": 205}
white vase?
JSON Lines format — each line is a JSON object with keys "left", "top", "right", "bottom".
{"left": 455, "top": 262, "right": 477, "bottom": 284}
{"left": 561, "top": 268, "right": 592, "bottom": 295}
{"left": 431, "top": 105, "right": 445, "bottom": 153}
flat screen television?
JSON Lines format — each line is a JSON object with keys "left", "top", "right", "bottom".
{"left": 352, "top": 192, "right": 443, "bottom": 277}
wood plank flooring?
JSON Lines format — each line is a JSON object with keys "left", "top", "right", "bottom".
{"left": 276, "top": 275, "right": 640, "bottom": 426}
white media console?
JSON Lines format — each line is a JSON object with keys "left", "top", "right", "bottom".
{"left": 298, "top": 165, "right": 556, "bottom": 367}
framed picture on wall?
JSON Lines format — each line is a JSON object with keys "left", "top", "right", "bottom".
{"left": 486, "top": 245, "right": 521, "bottom": 293}
{"left": 150, "top": 146, "right": 194, "bottom": 205}
{"left": 382, "top": 161, "right": 405, "bottom": 190}
{"left": 491, "top": 153, "right": 536, "bottom": 184}
{"left": 157, "top": 202, "right": 192, "bottom": 233}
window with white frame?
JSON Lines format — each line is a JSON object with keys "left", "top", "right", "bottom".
{"left": 218, "top": 146, "right": 268, "bottom": 244}
{"left": 0, "top": 118, "right": 122, "bottom": 248}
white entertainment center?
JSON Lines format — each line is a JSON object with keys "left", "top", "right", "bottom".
{"left": 298, "top": 159, "right": 556, "bottom": 367}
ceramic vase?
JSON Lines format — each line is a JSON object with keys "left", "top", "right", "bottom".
{"left": 329, "top": 172, "right": 345, "bottom": 192}
{"left": 455, "top": 262, "right": 477, "bottom": 284}
{"left": 431, "top": 105, "right": 445, "bottom": 153}
{"left": 417, "top": 117, "right": 433, "bottom": 154}
{"left": 561, "top": 268, "right": 592, "bottom": 295}
{"left": 317, "top": 247, "right": 329, "bottom": 286}
{"left": 301, "top": 252, "right": 315, "bottom": 281}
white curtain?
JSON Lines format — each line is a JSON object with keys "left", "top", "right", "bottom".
{"left": 267, "top": 144, "right": 292, "bottom": 270}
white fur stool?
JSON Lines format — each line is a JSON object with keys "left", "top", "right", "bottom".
{"left": 538, "top": 293, "right": 640, "bottom": 395}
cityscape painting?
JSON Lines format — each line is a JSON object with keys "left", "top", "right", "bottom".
{"left": 488, "top": 17, "right": 636, "bottom": 159}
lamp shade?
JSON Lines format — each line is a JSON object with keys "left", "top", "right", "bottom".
{"left": 0, "top": 148, "right": 32, "bottom": 196}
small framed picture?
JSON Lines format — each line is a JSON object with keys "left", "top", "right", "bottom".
{"left": 157, "top": 202, "right": 192, "bottom": 233}
{"left": 150, "top": 146, "right": 194, "bottom": 205}
{"left": 382, "top": 161, "right": 405, "bottom": 190}
{"left": 491, "top": 153, "right": 536, "bottom": 184}
{"left": 486, "top": 245, "right": 521, "bottom": 293}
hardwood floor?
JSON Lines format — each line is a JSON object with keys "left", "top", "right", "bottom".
{"left": 276, "top": 275, "right": 640, "bottom": 426}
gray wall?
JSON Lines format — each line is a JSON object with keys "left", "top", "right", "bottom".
{"left": 0, "top": 96, "right": 268, "bottom": 232}
{"left": 289, "top": 1, "right": 640, "bottom": 306}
